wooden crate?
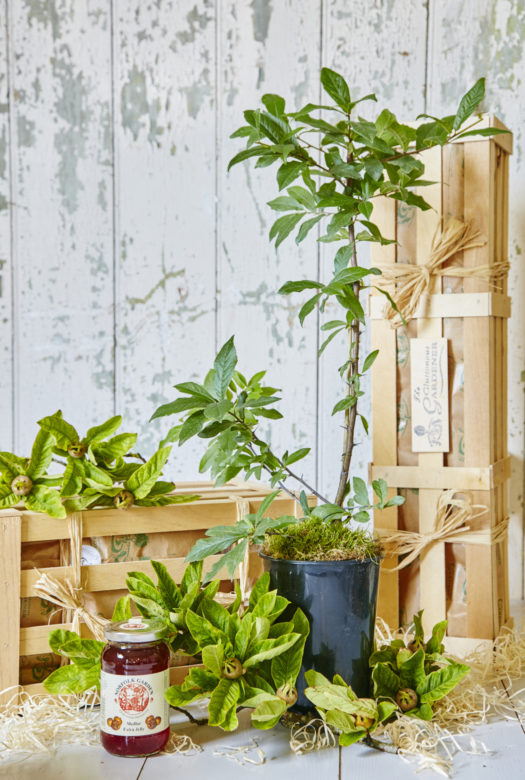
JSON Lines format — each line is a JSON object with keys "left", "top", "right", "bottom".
{"left": 370, "top": 117, "right": 512, "bottom": 649}
{"left": 0, "top": 480, "right": 309, "bottom": 703}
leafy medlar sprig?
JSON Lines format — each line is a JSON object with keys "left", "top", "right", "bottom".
{"left": 0, "top": 411, "right": 197, "bottom": 518}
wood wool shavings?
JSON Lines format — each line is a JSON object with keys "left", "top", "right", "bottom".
{"left": 0, "top": 686, "right": 99, "bottom": 763}
{"left": 289, "top": 718, "right": 338, "bottom": 754}
{"left": 213, "top": 737, "right": 265, "bottom": 765}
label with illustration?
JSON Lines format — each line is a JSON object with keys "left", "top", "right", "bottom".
{"left": 410, "top": 337, "right": 450, "bottom": 453}
{"left": 100, "top": 669, "right": 169, "bottom": 736}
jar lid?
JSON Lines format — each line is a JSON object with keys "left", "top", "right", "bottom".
{"left": 104, "top": 617, "right": 168, "bottom": 643}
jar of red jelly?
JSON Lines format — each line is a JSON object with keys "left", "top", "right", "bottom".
{"left": 100, "top": 617, "right": 170, "bottom": 757}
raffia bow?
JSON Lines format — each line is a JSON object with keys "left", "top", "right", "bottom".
{"left": 380, "top": 218, "right": 510, "bottom": 327}
{"left": 33, "top": 513, "right": 109, "bottom": 641}
{"left": 378, "top": 490, "right": 508, "bottom": 571}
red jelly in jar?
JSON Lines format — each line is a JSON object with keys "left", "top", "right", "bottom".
{"left": 100, "top": 617, "right": 170, "bottom": 756}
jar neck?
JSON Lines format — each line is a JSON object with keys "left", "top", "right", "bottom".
{"left": 106, "top": 640, "right": 164, "bottom": 650}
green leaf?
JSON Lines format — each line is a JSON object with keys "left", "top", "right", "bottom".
{"left": 186, "top": 609, "right": 227, "bottom": 648}
{"left": 277, "top": 161, "right": 305, "bottom": 190}
{"left": 372, "top": 478, "right": 388, "bottom": 506}
{"left": 27, "top": 429, "right": 54, "bottom": 480}
{"left": 271, "top": 633, "right": 305, "bottom": 687}
{"left": 426, "top": 620, "right": 448, "bottom": 654}
{"left": 60, "top": 637, "right": 106, "bottom": 660}
{"left": 399, "top": 649, "right": 426, "bottom": 689}
{"left": 83, "top": 461, "right": 113, "bottom": 488}
{"left": 362, "top": 350, "right": 379, "bottom": 372}
{"left": 270, "top": 213, "right": 304, "bottom": 248}
{"left": 371, "top": 663, "right": 400, "bottom": 700}
{"left": 112, "top": 595, "right": 132, "bottom": 622}
{"left": 165, "top": 685, "right": 209, "bottom": 706}
{"left": 150, "top": 560, "right": 180, "bottom": 610}
{"left": 417, "top": 663, "right": 470, "bottom": 703}
{"left": 0, "top": 486, "right": 17, "bottom": 508}
{"left": 350, "top": 477, "right": 368, "bottom": 507}
{"left": 125, "top": 447, "right": 171, "bottom": 499}
{"left": 85, "top": 415, "right": 122, "bottom": 443}
{"left": 228, "top": 146, "right": 277, "bottom": 171}
{"left": 48, "top": 628, "right": 80, "bottom": 655}
{"left": 339, "top": 730, "right": 367, "bottom": 746}
{"left": 204, "top": 400, "right": 233, "bottom": 421}
{"left": 180, "top": 560, "right": 203, "bottom": 596}
{"left": 333, "top": 245, "right": 354, "bottom": 273}
{"left": 43, "top": 660, "right": 101, "bottom": 694}
{"left": 299, "top": 293, "right": 321, "bottom": 325}
{"left": 214, "top": 337, "right": 238, "bottom": 400}
{"left": 261, "top": 93, "right": 285, "bottom": 116}
{"left": 283, "top": 447, "right": 310, "bottom": 466}
{"left": 278, "top": 279, "right": 323, "bottom": 294}
{"left": 453, "top": 78, "right": 485, "bottom": 130}
{"left": 94, "top": 433, "right": 137, "bottom": 462}
{"left": 332, "top": 396, "right": 356, "bottom": 415}
{"left": 201, "top": 643, "right": 224, "bottom": 679}
{"left": 320, "top": 67, "right": 351, "bottom": 112}
{"left": 201, "top": 599, "right": 231, "bottom": 634}
{"left": 38, "top": 412, "right": 78, "bottom": 450}
{"left": 178, "top": 411, "right": 206, "bottom": 446}
{"left": 455, "top": 127, "right": 510, "bottom": 140}
{"left": 296, "top": 215, "right": 323, "bottom": 244}
{"left": 245, "top": 634, "right": 300, "bottom": 667}
{"left": 24, "top": 486, "right": 66, "bottom": 519}
{"left": 248, "top": 572, "right": 270, "bottom": 610}
{"left": 208, "top": 679, "right": 241, "bottom": 728}
{"left": 251, "top": 698, "right": 287, "bottom": 730}
{"left": 204, "top": 539, "right": 248, "bottom": 583}
{"left": 58, "top": 458, "right": 82, "bottom": 498}
{"left": 412, "top": 610, "right": 425, "bottom": 644}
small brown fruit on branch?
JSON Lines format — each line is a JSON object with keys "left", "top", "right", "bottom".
{"left": 11, "top": 475, "right": 32, "bottom": 496}
{"left": 354, "top": 714, "right": 374, "bottom": 730}
{"left": 67, "top": 442, "right": 87, "bottom": 458}
{"left": 113, "top": 490, "right": 135, "bottom": 509}
{"left": 396, "top": 687, "right": 418, "bottom": 712}
{"left": 222, "top": 657, "right": 243, "bottom": 679}
{"left": 276, "top": 684, "right": 298, "bottom": 707}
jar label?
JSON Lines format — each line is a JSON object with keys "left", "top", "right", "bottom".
{"left": 100, "top": 669, "right": 170, "bottom": 737}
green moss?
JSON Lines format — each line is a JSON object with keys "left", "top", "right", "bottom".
{"left": 261, "top": 517, "right": 382, "bottom": 562}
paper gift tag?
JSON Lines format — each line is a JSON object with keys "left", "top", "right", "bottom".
{"left": 410, "top": 337, "right": 450, "bottom": 453}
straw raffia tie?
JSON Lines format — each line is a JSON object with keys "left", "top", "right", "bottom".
{"left": 380, "top": 218, "right": 510, "bottom": 327}
{"left": 379, "top": 490, "right": 508, "bottom": 572}
{"left": 32, "top": 513, "right": 109, "bottom": 640}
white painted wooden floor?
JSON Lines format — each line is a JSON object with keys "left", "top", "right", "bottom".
{"left": 1, "top": 690, "right": 524, "bottom": 780}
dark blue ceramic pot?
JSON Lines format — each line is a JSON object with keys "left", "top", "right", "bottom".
{"left": 260, "top": 554, "right": 381, "bottom": 712}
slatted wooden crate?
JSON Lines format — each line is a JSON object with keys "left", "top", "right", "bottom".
{"left": 1, "top": 480, "right": 309, "bottom": 704}
{"left": 370, "top": 116, "right": 512, "bottom": 650}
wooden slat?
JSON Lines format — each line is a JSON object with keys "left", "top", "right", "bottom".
{"left": 20, "top": 551, "right": 261, "bottom": 598}
{"left": 371, "top": 197, "right": 399, "bottom": 628}
{"left": 370, "top": 458, "right": 510, "bottom": 490}
{"left": 20, "top": 623, "right": 75, "bottom": 655}
{"left": 369, "top": 292, "right": 511, "bottom": 320}
{"left": 1, "top": 513, "right": 21, "bottom": 706}
{"left": 416, "top": 147, "right": 446, "bottom": 634}
{"left": 20, "top": 491, "right": 304, "bottom": 543}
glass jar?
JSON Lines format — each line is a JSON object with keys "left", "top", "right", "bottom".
{"left": 100, "top": 617, "right": 170, "bottom": 757}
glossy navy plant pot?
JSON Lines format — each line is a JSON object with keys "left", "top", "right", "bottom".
{"left": 260, "top": 554, "right": 381, "bottom": 712}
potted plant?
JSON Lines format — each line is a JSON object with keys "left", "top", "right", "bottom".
{"left": 151, "top": 71, "right": 504, "bottom": 709}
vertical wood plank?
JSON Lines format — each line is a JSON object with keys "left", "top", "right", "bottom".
{"left": 319, "top": 0, "right": 429, "bottom": 500}
{"left": 217, "top": 0, "right": 321, "bottom": 489}
{"left": 415, "top": 147, "right": 446, "bottom": 634}
{"left": 10, "top": 1, "right": 115, "bottom": 451}
{"left": 0, "top": 512, "right": 21, "bottom": 705}
{"left": 114, "top": 0, "right": 217, "bottom": 475}
{"left": 0, "top": 3, "right": 13, "bottom": 449}
{"left": 371, "top": 198, "right": 399, "bottom": 628}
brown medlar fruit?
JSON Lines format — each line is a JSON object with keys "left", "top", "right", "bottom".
{"left": 111, "top": 716, "right": 122, "bottom": 730}
{"left": 113, "top": 490, "right": 135, "bottom": 509}
{"left": 276, "top": 684, "right": 298, "bottom": 707}
{"left": 354, "top": 714, "right": 374, "bottom": 730}
{"left": 156, "top": 716, "right": 162, "bottom": 725}
{"left": 67, "top": 442, "right": 86, "bottom": 458}
{"left": 222, "top": 657, "right": 243, "bottom": 679}
{"left": 396, "top": 687, "right": 418, "bottom": 712}
{"left": 11, "top": 475, "right": 32, "bottom": 496}
{"left": 146, "top": 715, "right": 157, "bottom": 729}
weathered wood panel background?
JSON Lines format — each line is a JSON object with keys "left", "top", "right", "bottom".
{"left": 1, "top": 0, "right": 524, "bottom": 597}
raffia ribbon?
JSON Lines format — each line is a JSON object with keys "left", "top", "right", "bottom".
{"left": 380, "top": 218, "right": 510, "bottom": 327}
{"left": 378, "top": 490, "right": 509, "bottom": 572}
{"left": 33, "top": 513, "right": 109, "bottom": 641}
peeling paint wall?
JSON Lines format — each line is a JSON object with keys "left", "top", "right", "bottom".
{"left": 1, "top": 0, "right": 524, "bottom": 597}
